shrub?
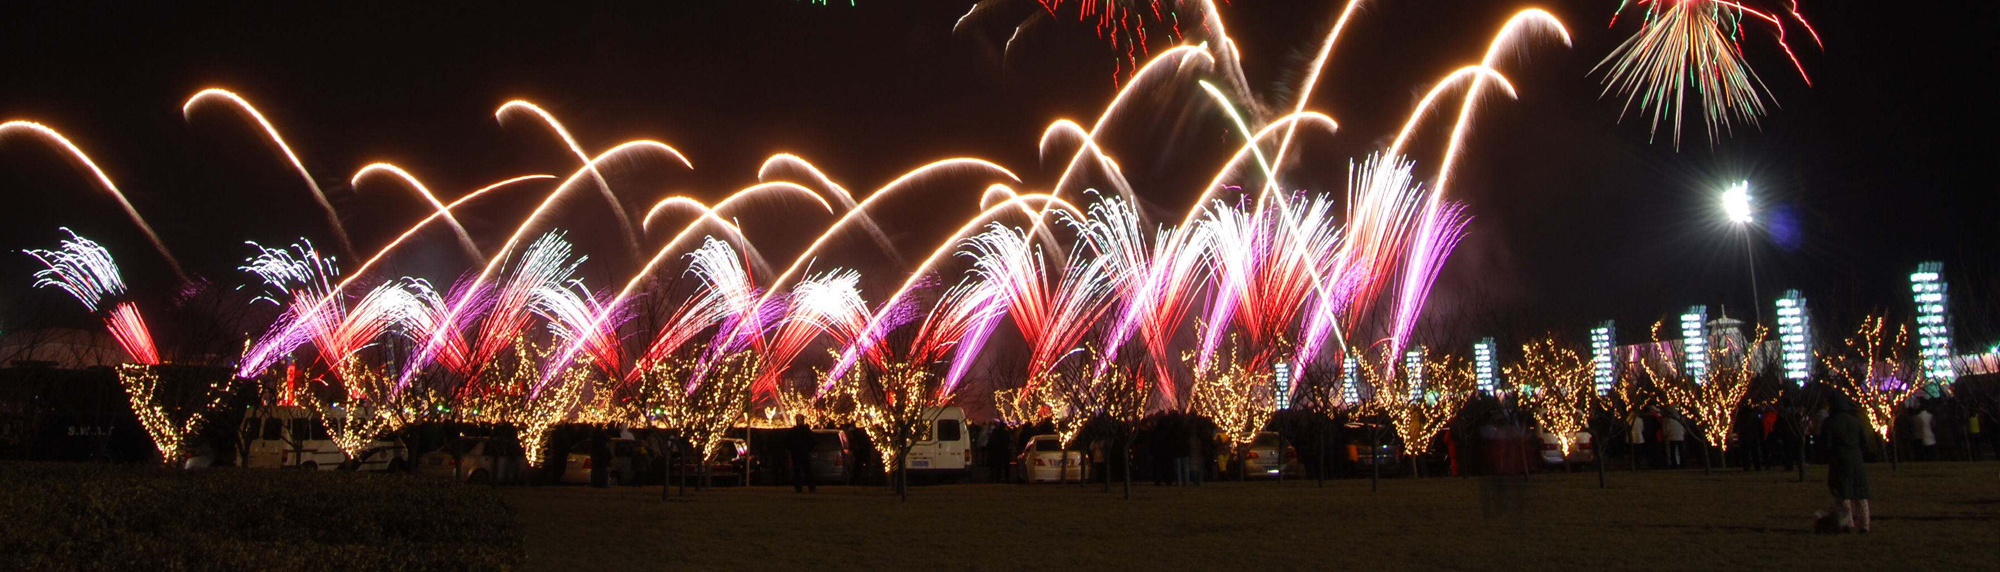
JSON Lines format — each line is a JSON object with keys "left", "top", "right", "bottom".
{"left": 0, "top": 462, "right": 523, "bottom": 570}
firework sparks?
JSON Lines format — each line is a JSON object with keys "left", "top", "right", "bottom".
{"left": 1595, "top": 0, "right": 1821, "bottom": 147}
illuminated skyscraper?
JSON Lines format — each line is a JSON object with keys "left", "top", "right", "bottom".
{"left": 1775, "top": 290, "right": 1812, "bottom": 383}
{"left": 1273, "top": 363, "right": 1292, "bottom": 410}
{"left": 1473, "top": 337, "right": 1497, "bottom": 394}
{"left": 1912, "top": 262, "right": 1955, "bottom": 388}
{"left": 1681, "top": 305, "right": 1709, "bottom": 383}
{"left": 1590, "top": 321, "right": 1616, "bottom": 394}
{"left": 1341, "top": 355, "right": 1359, "bottom": 404}
{"left": 1405, "top": 349, "right": 1424, "bottom": 402}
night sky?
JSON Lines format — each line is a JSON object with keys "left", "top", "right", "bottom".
{"left": 0, "top": 0, "right": 1994, "bottom": 347}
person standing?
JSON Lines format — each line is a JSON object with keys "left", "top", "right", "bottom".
{"left": 1914, "top": 405, "right": 1938, "bottom": 462}
{"left": 1626, "top": 409, "right": 1647, "bottom": 470}
{"left": 985, "top": 424, "right": 1014, "bottom": 483}
{"left": 784, "top": 415, "right": 818, "bottom": 493}
{"left": 1662, "top": 414, "right": 1688, "bottom": 469}
{"left": 1819, "top": 392, "right": 1872, "bottom": 533}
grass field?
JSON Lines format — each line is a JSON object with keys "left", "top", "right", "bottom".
{"left": 502, "top": 462, "right": 1998, "bottom": 570}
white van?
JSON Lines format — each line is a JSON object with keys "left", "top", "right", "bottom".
{"left": 902, "top": 406, "right": 971, "bottom": 477}
{"left": 238, "top": 405, "right": 408, "bottom": 471}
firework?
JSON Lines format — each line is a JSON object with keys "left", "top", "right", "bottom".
{"left": 185, "top": 88, "right": 353, "bottom": 258}
{"left": 1595, "top": 0, "right": 1822, "bottom": 147}
{"left": 1, "top": 122, "right": 183, "bottom": 279}
{"left": 957, "top": 0, "right": 1218, "bottom": 82}
{"left": 26, "top": 230, "right": 160, "bottom": 365}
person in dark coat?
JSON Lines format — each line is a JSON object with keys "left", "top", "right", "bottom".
{"left": 1820, "top": 392, "right": 1872, "bottom": 532}
{"left": 985, "top": 424, "right": 1014, "bottom": 483}
{"left": 784, "top": 415, "right": 818, "bottom": 493}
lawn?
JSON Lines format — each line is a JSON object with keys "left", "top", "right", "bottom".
{"left": 0, "top": 462, "right": 523, "bottom": 569}
{"left": 502, "top": 462, "right": 1998, "bottom": 570}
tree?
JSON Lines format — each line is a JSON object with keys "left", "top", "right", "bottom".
{"left": 834, "top": 359, "right": 947, "bottom": 501}
{"left": 1508, "top": 335, "right": 1594, "bottom": 470}
{"left": 1184, "top": 341, "right": 1276, "bottom": 478}
{"left": 1820, "top": 314, "right": 1924, "bottom": 470}
{"left": 635, "top": 350, "right": 760, "bottom": 491}
{"left": 1357, "top": 346, "right": 1473, "bottom": 479}
{"left": 1646, "top": 320, "right": 1769, "bottom": 473}
{"left": 1040, "top": 344, "right": 1150, "bottom": 497}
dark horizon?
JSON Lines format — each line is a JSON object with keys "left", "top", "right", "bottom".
{"left": 0, "top": 0, "right": 1993, "bottom": 349}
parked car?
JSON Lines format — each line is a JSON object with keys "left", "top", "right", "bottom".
{"left": 672, "top": 437, "right": 752, "bottom": 486}
{"left": 1014, "top": 434, "right": 1087, "bottom": 483}
{"left": 808, "top": 429, "right": 854, "bottom": 484}
{"left": 235, "top": 405, "right": 407, "bottom": 472}
{"left": 1345, "top": 438, "right": 1403, "bottom": 467}
{"left": 418, "top": 437, "right": 527, "bottom": 484}
{"left": 560, "top": 438, "right": 659, "bottom": 486}
{"left": 1538, "top": 431, "right": 1595, "bottom": 466}
{"left": 1238, "top": 431, "right": 1302, "bottom": 478}
{"left": 903, "top": 406, "right": 972, "bottom": 479}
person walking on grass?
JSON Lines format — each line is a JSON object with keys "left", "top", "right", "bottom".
{"left": 785, "top": 415, "right": 818, "bottom": 493}
{"left": 1818, "top": 392, "right": 1872, "bottom": 533}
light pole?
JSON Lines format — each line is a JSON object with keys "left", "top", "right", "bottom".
{"left": 1722, "top": 181, "right": 1762, "bottom": 326}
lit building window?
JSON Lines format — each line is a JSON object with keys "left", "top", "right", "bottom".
{"left": 1473, "top": 337, "right": 1497, "bottom": 394}
{"left": 1681, "top": 305, "right": 1709, "bottom": 383}
{"left": 1911, "top": 261, "right": 1956, "bottom": 388}
{"left": 1590, "top": 321, "right": 1616, "bottom": 394}
{"left": 1775, "top": 290, "right": 1812, "bottom": 384}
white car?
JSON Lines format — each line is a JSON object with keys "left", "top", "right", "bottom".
{"left": 418, "top": 437, "right": 528, "bottom": 484}
{"left": 1014, "top": 434, "right": 1087, "bottom": 483}
{"left": 1538, "top": 431, "right": 1595, "bottom": 466}
{"left": 237, "top": 405, "right": 407, "bottom": 472}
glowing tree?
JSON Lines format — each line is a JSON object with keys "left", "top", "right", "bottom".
{"left": 1645, "top": 320, "right": 1769, "bottom": 472}
{"left": 636, "top": 350, "right": 760, "bottom": 488}
{"left": 1185, "top": 341, "right": 1277, "bottom": 465}
{"left": 832, "top": 359, "right": 946, "bottom": 501}
{"left": 1820, "top": 314, "right": 1924, "bottom": 470}
{"left": 28, "top": 231, "right": 235, "bottom": 464}
{"left": 1043, "top": 345, "right": 1151, "bottom": 496}
{"left": 1598, "top": 360, "right": 1656, "bottom": 474}
{"left": 1507, "top": 335, "right": 1595, "bottom": 467}
{"left": 1357, "top": 346, "right": 1473, "bottom": 478}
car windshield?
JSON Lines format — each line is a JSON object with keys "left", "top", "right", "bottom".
{"left": 1252, "top": 435, "right": 1280, "bottom": 448}
{"left": 1033, "top": 438, "right": 1063, "bottom": 452}
{"left": 814, "top": 433, "right": 842, "bottom": 449}
{"left": 936, "top": 419, "right": 962, "bottom": 442}
{"left": 444, "top": 439, "right": 484, "bottom": 456}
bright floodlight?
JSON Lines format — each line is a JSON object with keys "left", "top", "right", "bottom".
{"left": 1722, "top": 181, "right": 1752, "bottom": 224}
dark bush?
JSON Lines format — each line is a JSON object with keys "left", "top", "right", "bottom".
{"left": 0, "top": 462, "right": 523, "bottom": 570}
